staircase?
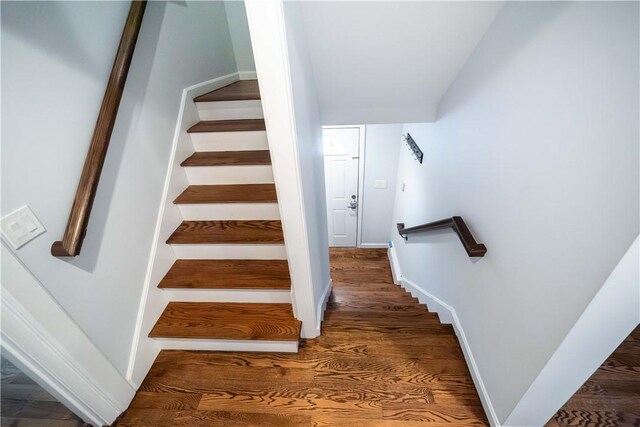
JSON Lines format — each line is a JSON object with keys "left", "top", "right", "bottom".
{"left": 148, "top": 79, "right": 301, "bottom": 352}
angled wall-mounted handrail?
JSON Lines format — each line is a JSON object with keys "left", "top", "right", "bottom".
{"left": 51, "top": 1, "right": 147, "bottom": 257}
{"left": 397, "top": 216, "right": 487, "bottom": 257}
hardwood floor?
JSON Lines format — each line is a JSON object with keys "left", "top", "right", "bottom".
{"left": 180, "top": 150, "right": 271, "bottom": 167}
{"left": 187, "top": 119, "right": 266, "bottom": 133}
{"left": 158, "top": 260, "right": 291, "bottom": 290}
{"left": 1, "top": 357, "right": 89, "bottom": 426}
{"left": 546, "top": 325, "right": 640, "bottom": 427}
{"left": 166, "top": 220, "right": 284, "bottom": 244}
{"left": 174, "top": 184, "right": 278, "bottom": 204}
{"left": 118, "top": 248, "right": 488, "bottom": 426}
{"left": 194, "top": 80, "right": 260, "bottom": 102}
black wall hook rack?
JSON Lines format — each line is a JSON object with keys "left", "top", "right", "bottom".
{"left": 402, "top": 133, "right": 423, "bottom": 164}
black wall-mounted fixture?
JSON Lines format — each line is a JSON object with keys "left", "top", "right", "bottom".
{"left": 402, "top": 133, "right": 423, "bottom": 164}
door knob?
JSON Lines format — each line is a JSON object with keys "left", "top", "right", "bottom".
{"left": 347, "top": 195, "right": 357, "bottom": 210}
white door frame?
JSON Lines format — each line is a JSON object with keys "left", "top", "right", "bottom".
{"left": 322, "top": 125, "right": 366, "bottom": 248}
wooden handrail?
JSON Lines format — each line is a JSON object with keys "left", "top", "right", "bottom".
{"left": 52, "top": 1, "right": 147, "bottom": 257}
{"left": 397, "top": 216, "right": 487, "bottom": 257}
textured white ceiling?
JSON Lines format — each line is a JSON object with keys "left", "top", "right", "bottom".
{"left": 299, "top": 1, "right": 504, "bottom": 124}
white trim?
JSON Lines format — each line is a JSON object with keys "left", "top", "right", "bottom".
{"left": 310, "top": 279, "right": 333, "bottom": 337}
{"left": 1, "top": 245, "right": 135, "bottom": 427}
{"left": 357, "top": 125, "right": 366, "bottom": 248}
{"left": 127, "top": 72, "right": 241, "bottom": 387}
{"left": 385, "top": 248, "right": 500, "bottom": 427}
{"left": 387, "top": 244, "right": 401, "bottom": 285}
{"left": 238, "top": 70, "right": 258, "bottom": 80}
{"left": 360, "top": 243, "right": 388, "bottom": 249}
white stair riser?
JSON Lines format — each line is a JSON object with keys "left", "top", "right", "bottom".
{"left": 171, "top": 244, "right": 287, "bottom": 259}
{"left": 184, "top": 165, "right": 274, "bottom": 185}
{"left": 177, "top": 203, "right": 280, "bottom": 221}
{"left": 160, "top": 289, "right": 291, "bottom": 303}
{"left": 154, "top": 338, "right": 298, "bottom": 352}
{"left": 190, "top": 131, "right": 268, "bottom": 152}
{"left": 197, "top": 100, "right": 263, "bottom": 121}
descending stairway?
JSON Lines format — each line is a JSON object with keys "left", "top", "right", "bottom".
{"left": 149, "top": 79, "right": 301, "bottom": 352}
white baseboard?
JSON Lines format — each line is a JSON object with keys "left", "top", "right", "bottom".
{"left": 1, "top": 245, "right": 135, "bottom": 426}
{"left": 127, "top": 72, "right": 244, "bottom": 387}
{"left": 397, "top": 277, "right": 500, "bottom": 426}
{"left": 310, "top": 279, "right": 333, "bottom": 337}
{"left": 386, "top": 248, "right": 499, "bottom": 425}
{"left": 238, "top": 70, "right": 258, "bottom": 80}
{"left": 359, "top": 243, "right": 389, "bottom": 248}
{"left": 387, "top": 246, "right": 401, "bottom": 285}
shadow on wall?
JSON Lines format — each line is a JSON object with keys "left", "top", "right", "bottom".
{"left": 3, "top": 2, "right": 166, "bottom": 272}
{"left": 437, "top": 2, "right": 568, "bottom": 120}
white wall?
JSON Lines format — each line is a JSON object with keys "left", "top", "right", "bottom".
{"left": 282, "top": 1, "right": 331, "bottom": 317}
{"left": 299, "top": 1, "right": 504, "bottom": 125}
{"left": 504, "top": 237, "right": 639, "bottom": 426}
{"left": 224, "top": 1, "right": 256, "bottom": 72}
{"left": 1, "top": 1, "right": 238, "bottom": 376}
{"left": 390, "top": 2, "right": 639, "bottom": 424}
{"left": 246, "top": 0, "right": 331, "bottom": 337}
{"left": 360, "top": 124, "right": 402, "bottom": 246}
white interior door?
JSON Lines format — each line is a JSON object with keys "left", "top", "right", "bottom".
{"left": 323, "top": 127, "right": 360, "bottom": 247}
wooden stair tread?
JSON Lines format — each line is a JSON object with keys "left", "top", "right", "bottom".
{"left": 181, "top": 151, "right": 271, "bottom": 167}
{"left": 149, "top": 302, "right": 300, "bottom": 341}
{"left": 194, "top": 80, "right": 260, "bottom": 102}
{"left": 167, "top": 220, "right": 284, "bottom": 244}
{"left": 174, "top": 184, "right": 277, "bottom": 204}
{"left": 158, "top": 260, "right": 291, "bottom": 289}
{"left": 187, "top": 119, "right": 265, "bottom": 133}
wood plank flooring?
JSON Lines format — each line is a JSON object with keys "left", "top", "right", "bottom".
{"left": 194, "top": 80, "right": 260, "bottom": 102}
{"left": 158, "top": 260, "right": 291, "bottom": 290}
{"left": 117, "top": 248, "right": 488, "bottom": 426}
{"left": 180, "top": 151, "right": 271, "bottom": 167}
{"left": 166, "top": 220, "right": 284, "bottom": 244}
{"left": 148, "top": 302, "right": 301, "bottom": 341}
{"left": 546, "top": 325, "right": 640, "bottom": 427}
{"left": 187, "top": 119, "right": 266, "bottom": 133}
{"left": 174, "top": 184, "right": 277, "bottom": 204}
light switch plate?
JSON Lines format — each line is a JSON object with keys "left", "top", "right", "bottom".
{"left": 1, "top": 206, "right": 46, "bottom": 249}
{"left": 374, "top": 179, "right": 388, "bottom": 189}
